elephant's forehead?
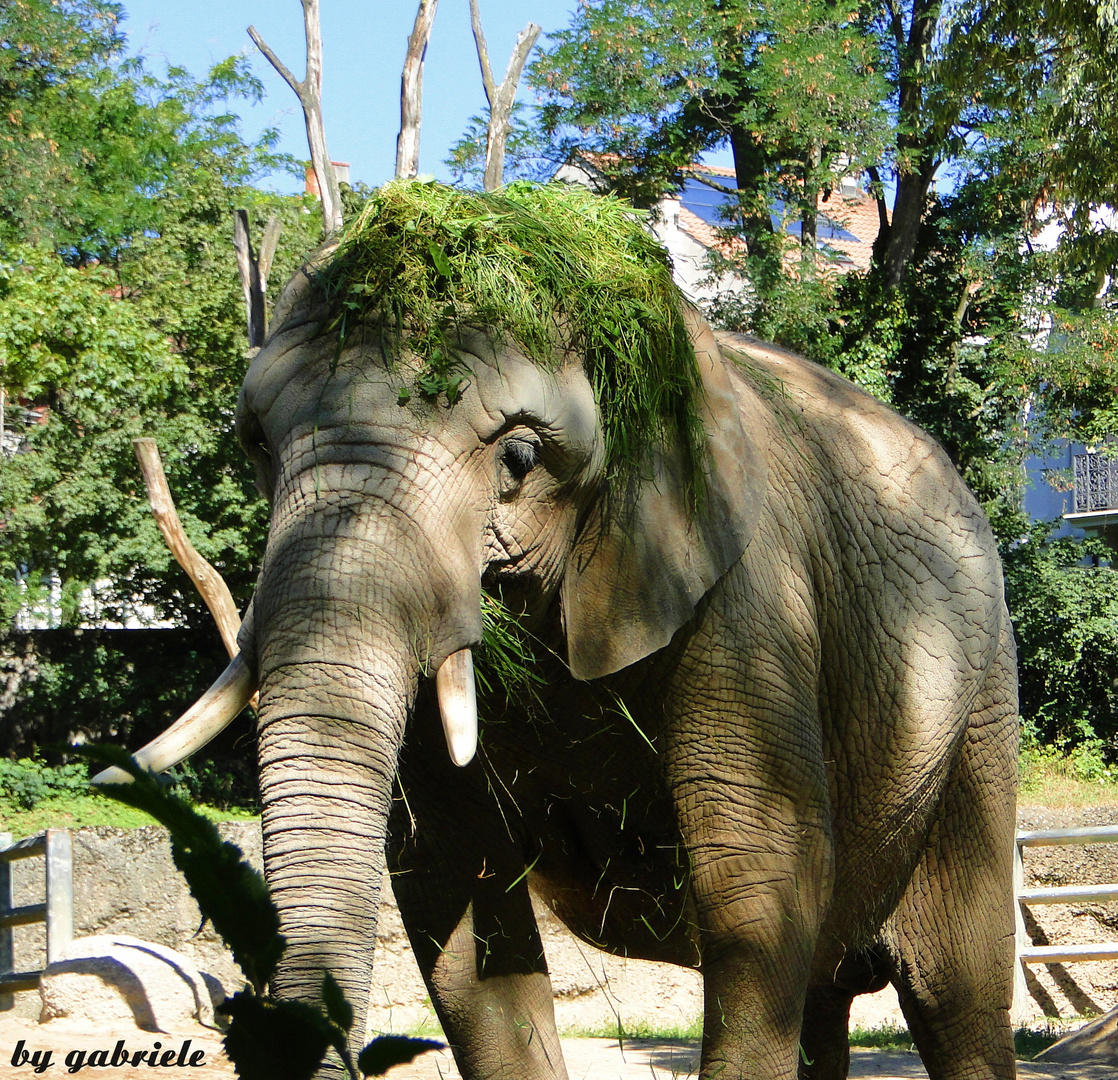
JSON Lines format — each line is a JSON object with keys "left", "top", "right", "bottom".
{"left": 245, "top": 327, "right": 600, "bottom": 459}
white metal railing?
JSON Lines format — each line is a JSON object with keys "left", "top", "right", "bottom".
{"left": 0, "top": 830, "right": 73, "bottom": 1006}
{"left": 1012, "top": 824, "right": 1118, "bottom": 1021}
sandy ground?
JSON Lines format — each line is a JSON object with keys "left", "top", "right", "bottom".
{"left": 0, "top": 1015, "right": 1114, "bottom": 1080}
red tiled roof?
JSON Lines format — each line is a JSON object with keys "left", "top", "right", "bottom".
{"left": 674, "top": 181, "right": 887, "bottom": 273}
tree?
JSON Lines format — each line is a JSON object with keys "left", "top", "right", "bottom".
{"left": 532, "top": 0, "right": 889, "bottom": 258}
{"left": 0, "top": 4, "right": 320, "bottom": 628}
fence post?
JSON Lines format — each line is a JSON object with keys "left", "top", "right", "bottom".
{"left": 0, "top": 832, "right": 11, "bottom": 1012}
{"left": 1011, "top": 836, "right": 1029, "bottom": 1024}
{"left": 44, "top": 829, "right": 73, "bottom": 965}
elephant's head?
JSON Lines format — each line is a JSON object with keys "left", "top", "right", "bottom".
{"left": 103, "top": 181, "right": 767, "bottom": 1029}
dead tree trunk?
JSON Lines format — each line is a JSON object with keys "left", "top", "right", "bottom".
{"left": 397, "top": 0, "right": 439, "bottom": 178}
{"left": 469, "top": 0, "right": 540, "bottom": 191}
{"left": 249, "top": 0, "right": 342, "bottom": 235}
{"left": 233, "top": 211, "right": 281, "bottom": 349}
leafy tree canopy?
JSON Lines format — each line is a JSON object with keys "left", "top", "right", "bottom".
{"left": 0, "top": 0, "right": 321, "bottom": 627}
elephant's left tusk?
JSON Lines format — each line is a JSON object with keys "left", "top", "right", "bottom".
{"left": 436, "top": 648, "right": 477, "bottom": 767}
{"left": 92, "top": 652, "right": 257, "bottom": 785}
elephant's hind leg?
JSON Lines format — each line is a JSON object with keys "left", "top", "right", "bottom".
{"left": 884, "top": 643, "right": 1018, "bottom": 1080}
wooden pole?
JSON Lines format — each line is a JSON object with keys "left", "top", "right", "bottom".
{"left": 132, "top": 439, "right": 243, "bottom": 661}
{"left": 396, "top": 0, "right": 439, "bottom": 179}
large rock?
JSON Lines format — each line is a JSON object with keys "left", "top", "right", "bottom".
{"left": 38, "top": 934, "right": 223, "bottom": 1032}
{"left": 1034, "top": 1004, "right": 1118, "bottom": 1066}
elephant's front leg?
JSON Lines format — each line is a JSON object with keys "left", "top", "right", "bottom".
{"left": 388, "top": 761, "right": 566, "bottom": 1079}
{"left": 669, "top": 720, "right": 833, "bottom": 1079}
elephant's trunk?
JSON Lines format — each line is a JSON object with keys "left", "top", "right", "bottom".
{"left": 249, "top": 476, "right": 483, "bottom": 1041}
{"left": 256, "top": 649, "right": 409, "bottom": 1025}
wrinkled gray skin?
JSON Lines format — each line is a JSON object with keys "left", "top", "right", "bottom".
{"left": 234, "top": 265, "right": 1017, "bottom": 1080}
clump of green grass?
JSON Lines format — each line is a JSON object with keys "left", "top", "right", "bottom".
{"left": 559, "top": 1017, "right": 704, "bottom": 1040}
{"left": 316, "top": 178, "right": 706, "bottom": 503}
{"left": 1019, "top": 738, "right": 1118, "bottom": 807}
{"left": 0, "top": 792, "right": 259, "bottom": 835}
{"left": 849, "top": 1024, "right": 913, "bottom": 1051}
{"left": 1013, "top": 1025, "right": 1064, "bottom": 1059}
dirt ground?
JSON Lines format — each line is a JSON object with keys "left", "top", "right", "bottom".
{"left": 1, "top": 802, "right": 1116, "bottom": 1077}
{"left": 0, "top": 1016, "right": 1115, "bottom": 1080}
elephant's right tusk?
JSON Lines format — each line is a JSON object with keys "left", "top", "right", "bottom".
{"left": 92, "top": 653, "right": 257, "bottom": 785}
{"left": 436, "top": 648, "right": 477, "bottom": 767}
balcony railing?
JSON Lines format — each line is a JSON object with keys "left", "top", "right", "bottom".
{"left": 1072, "top": 452, "right": 1118, "bottom": 512}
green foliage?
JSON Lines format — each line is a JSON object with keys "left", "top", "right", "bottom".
{"left": 356, "top": 1036, "right": 445, "bottom": 1077}
{"left": 0, "top": 15, "right": 320, "bottom": 627}
{"left": 0, "top": 756, "right": 87, "bottom": 808}
{"left": 319, "top": 179, "right": 706, "bottom": 500}
{"left": 2, "top": 628, "right": 259, "bottom": 809}
{"left": 86, "top": 750, "right": 443, "bottom": 1080}
{"left": 1002, "top": 524, "right": 1118, "bottom": 755}
{"left": 531, "top": 0, "right": 887, "bottom": 229}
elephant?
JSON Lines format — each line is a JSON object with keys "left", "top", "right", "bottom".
{"left": 102, "top": 182, "right": 1018, "bottom": 1080}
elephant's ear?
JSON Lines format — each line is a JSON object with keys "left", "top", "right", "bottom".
{"left": 561, "top": 311, "right": 768, "bottom": 680}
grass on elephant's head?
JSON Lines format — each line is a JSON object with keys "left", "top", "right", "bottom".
{"left": 319, "top": 178, "right": 706, "bottom": 504}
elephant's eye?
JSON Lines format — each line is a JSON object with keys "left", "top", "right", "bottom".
{"left": 500, "top": 434, "right": 541, "bottom": 485}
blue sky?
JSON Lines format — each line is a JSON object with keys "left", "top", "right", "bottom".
{"left": 121, "top": 0, "right": 587, "bottom": 192}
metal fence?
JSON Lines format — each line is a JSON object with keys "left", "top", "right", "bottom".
{"left": 1012, "top": 824, "right": 1118, "bottom": 1021}
{"left": 0, "top": 830, "right": 73, "bottom": 1007}
{"left": 1073, "top": 452, "right": 1118, "bottom": 512}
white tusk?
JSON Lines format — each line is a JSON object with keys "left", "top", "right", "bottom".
{"left": 92, "top": 653, "right": 257, "bottom": 785}
{"left": 435, "top": 648, "right": 477, "bottom": 767}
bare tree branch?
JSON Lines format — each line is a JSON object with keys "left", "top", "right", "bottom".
{"left": 247, "top": 25, "right": 301, "bottom": 95}
{"left": 133, "top": 439, "right": 244, "bottom": 662}
{"left": 257, "top": 214, "right": 282, "bottom": 293}
{"left": 468, "top": 1, "right": 540, "bottom": 191}
{"left": 469, "top": 0, "right": 496, "bottom": 104}
{"left": 397, "top": 0, "right": 439, "bottom": 179}
{"left": 233, "top": 211, "right": 282, "bottom": 349}
{"left": 248, "top": 0, "right": 342, "bottom": 234}
{"left": 233, "top": 211, "right": 265, "bottom": 349}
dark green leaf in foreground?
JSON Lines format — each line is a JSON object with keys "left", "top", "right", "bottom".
{"left": 81, "top": 746, "right": 284, "bottom": 991}
{"left": 322, "top": 972, "right": 354, "bottom": 1033}
{"left": 221, "top": 993, "right": 333, "bottom": 1080}
{"left": 357, "top": 1035, "right": 445, "bottom": 1077}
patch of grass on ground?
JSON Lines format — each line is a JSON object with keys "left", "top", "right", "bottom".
{"left": 559, "top": 1018, "right": 703, "bottom": 1040}
{"left": 0, "top": 793, "right": 258, "bottom": 837}
{"left": 555, "top": 1021, "right": 1065, "bottom": 1061}
{"left": 1019, "top": 742, "right": 1118, "bottom": 809}
{"left": 1014, "top": 1025, "right": 1064, "bottom": 1059}
{"left": 849, "top": 1024, "right": 913, "bottom": 1051}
